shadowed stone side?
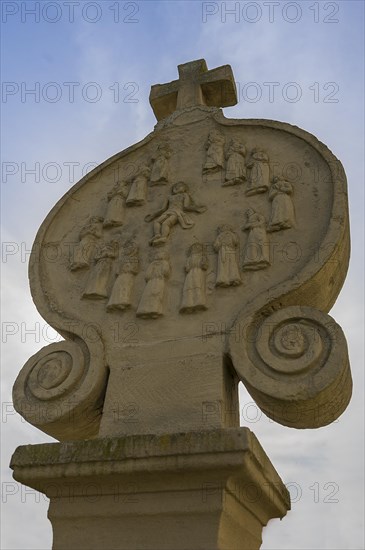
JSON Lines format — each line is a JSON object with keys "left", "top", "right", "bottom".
{"left": 11, "top": 428, "right": 290, "bottom": 550}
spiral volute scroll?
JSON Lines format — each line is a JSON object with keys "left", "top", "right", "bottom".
{"left": 13, "top": 337, "right": 108, "bottom": 441}
{"left": 229, "top": 305, "right": 352, "bottom": 428}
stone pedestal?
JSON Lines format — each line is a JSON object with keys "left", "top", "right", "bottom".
{"left": 10, "top": 428, "right": 290, "bottom": 550}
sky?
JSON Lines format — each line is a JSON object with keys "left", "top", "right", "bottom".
{"left": 1, "top": 1, "right": 364, "bottom": 549}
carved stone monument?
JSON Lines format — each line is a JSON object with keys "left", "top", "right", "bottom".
{"left": 11, "top": 59, "right": 352, "bottom": 550}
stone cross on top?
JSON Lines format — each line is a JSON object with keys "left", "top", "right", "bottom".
{"left": 149, "top": 59, "right": 238, "bottom": 120}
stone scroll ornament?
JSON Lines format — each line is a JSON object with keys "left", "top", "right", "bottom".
{"left": 13, "top": 59, "right": 352, "bottom": 441}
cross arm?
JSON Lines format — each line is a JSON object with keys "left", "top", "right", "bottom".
{"left": 149, "top": 79, "right": 180, "bottom": 122}
{"left": 199, "top": 65, "right": 237, "bottom": 108}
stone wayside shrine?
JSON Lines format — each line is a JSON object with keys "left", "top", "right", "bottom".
{"left": 11, "top": 60, "right": 352, "bottom": 549}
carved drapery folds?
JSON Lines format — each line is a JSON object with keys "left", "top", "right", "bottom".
{"left": 126, "top": 165, "right": 151, "bottom": 206}
{"left": 242, "top": 209, "right": 271, "bottom": 271}
{"left": 137, "top": 250, "right": 171, "bottom": 318}
{"left": 214, "top": 225, "right": 242, "bottom": 287}
{"left": 82, "top": 240, "right": 117, "bottom": 300}
{"left": 203, "top": 129, "right": 225, "bottom": 174}
{"left": 180, "top": 243, "right": 209, "bottom": 313}
{"left": 70, "top": 216, "right": 103, "bottom": 271}
{"left": 150, "top": 143, "right": 170, "bottom": 185}
{"left": 245, "top": 150, "right": 270, "bottom": 196}
{"left": 107, "top": 241, "right": 139, "bottom": 311}
{"left": 223, "top": 139, "right": 247, "bottom": 187}
{"left": 103, "top": 181, "right": 128, "bottom": 228}
{"left": 267, "top": 176, "right": 296, "bottom": 231}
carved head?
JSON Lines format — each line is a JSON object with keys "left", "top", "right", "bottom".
{"left": 172, "top": 182, "right": 188, "bottom": 194}
{"left": 229, "top": 139, "right": 244, "bottom": 152}
{"left": 251, "top": 150, "right": 268, "bottom": 162}
{"left": 272, "top": 175, "right": 288, "bottom": 185}
{"left": 218, "top": 224, "right": 233, "bottom": 233}
{"left": 157, "top": 143, "right": 170, "bottom": 157}
{"left": 189, "top": 242, "right": 204, "bottom": 255}
{"left": 209, "top": 129, "right": 224, "bottom": 142}
{"left": 140, "top": 165, "right": 151, "bottom": 176}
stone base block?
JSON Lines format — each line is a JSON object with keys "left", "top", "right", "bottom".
{"left": 10, "top": 429, "right": 290, "bottom": 550}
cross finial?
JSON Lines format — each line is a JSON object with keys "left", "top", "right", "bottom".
{"left": 149, "top": 59, "right": 237, "bottom": 121}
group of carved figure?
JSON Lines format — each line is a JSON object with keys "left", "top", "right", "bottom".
{"left": 69, "top": 213, "right": 291, "bottom": 318}
{"left": 203, "top": 129, "right": 296, "bottom": 229}
{"left": 102, "top": 143, "right": 171, "bottom": 226}
{"left": 83, "top": 133, "right": 295, "bottom": 251}
{"left": 101, "top": 160, "right": 208, "bottom": 248}
{"left": 69, "top": 132, "right": 297, "bottom": 318}
{"left": 144, "top": 179, "right": 295, "bottom": 250}
{"left": 203, "top": 129, "right": 268, "bottom": 192}
{"left": 71, "top": 232, "right": 167, "bottom": 318}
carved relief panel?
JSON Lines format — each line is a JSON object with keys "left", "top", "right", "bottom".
{"left": 13, "top": 103, "right": 351, "bottom": 438}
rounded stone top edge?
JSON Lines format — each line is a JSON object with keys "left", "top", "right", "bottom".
{"left": 154, "top": 106, "right": 346, "bottom": 176}
{"left": 214, "top": 111, "right": 345, "bottom": 166}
